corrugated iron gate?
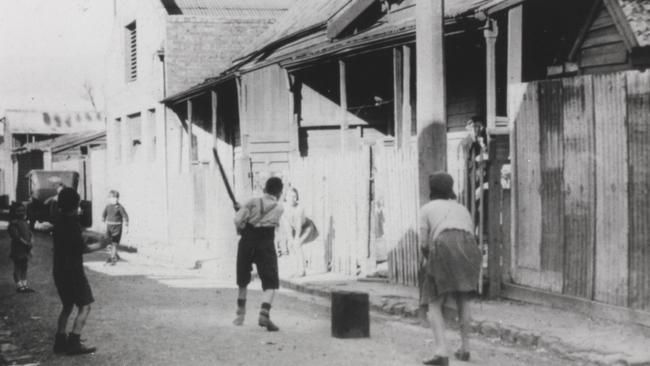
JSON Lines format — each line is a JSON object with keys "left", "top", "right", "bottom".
{"left": 511, "top": 70, "right": 650, "bottom": 311}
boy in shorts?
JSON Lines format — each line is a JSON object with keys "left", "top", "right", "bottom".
{"left": 52, "top": 188, "right": 99, "bottom": 356}
{"left": 233, "top": 177, "right": 284, "bottom": 331}
{"left": 102, "top": 190, "right": 129, "bottom": 265}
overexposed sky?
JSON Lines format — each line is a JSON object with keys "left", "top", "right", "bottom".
{"left": 0, "top": 0, "right": 113, "bottom": 111}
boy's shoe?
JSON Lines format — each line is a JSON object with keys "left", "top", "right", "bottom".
{"left": 258, "top": 314, "right": 279, "bottom": 332}
{"left": 233, "top": 307, "right": 245, "bottom": 326}
{"left": 53, "top": 333, "right": 68, "bottom": 354}
{"left": 454, "top": 350, "right": 470, "bottom": 361}
{"left": 22, "top": 287, "right": 35, "bottom": 293}
{"left": 422, "top": 356, "right": 449, "bottom": 366}
{"left": 66, "top": 334, "right": 96, "bottom": 356}
{"left": 16, "top": 287, "right": 24, "bottom": 293}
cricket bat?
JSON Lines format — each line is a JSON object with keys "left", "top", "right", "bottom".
{"left": 212, "top": 147, "right": 239, "bottom": 211}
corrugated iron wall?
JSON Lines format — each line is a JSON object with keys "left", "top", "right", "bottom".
{"left": 511, "top": 70, "right": 650, "bottom": 312}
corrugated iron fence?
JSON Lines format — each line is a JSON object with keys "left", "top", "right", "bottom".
{"left": 511, "top": 70, "right": 650, "bottom": 311}
{"left": 373, "top": 144, "right": 420, "bottom": 286}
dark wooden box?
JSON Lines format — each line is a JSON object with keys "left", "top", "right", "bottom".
{"left": 331, "top": 291, "right": 369, "bottom": 338}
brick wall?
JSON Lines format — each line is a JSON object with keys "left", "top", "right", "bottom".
{"left": 165, "top": 17, "right": 274, "bottom": 96}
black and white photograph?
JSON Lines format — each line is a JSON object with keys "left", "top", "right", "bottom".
{"left": 1, "top": 0, "right": 649, "bottom": 365}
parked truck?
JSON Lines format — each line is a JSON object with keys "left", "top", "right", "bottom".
{"left": 24, "top": 170, "right": 92, "bottom": 228}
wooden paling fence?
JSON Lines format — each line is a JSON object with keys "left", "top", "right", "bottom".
{"left": 511, "top": 70, "right": 650, "bottom": 311}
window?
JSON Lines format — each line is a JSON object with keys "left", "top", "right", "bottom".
{"left": 126, "top": 21, "right": 137, "bottom": 81}
{"left": 125, "top": 113, "right": 142, "bottom": 163}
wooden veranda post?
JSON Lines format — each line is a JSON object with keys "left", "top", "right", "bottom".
{"left": 211, "top": 90, "right": 218, "bottom": 167}
{"left": 416, "top": 0, "right": 447, "bottom": 205}
{"left": 187, "top": 99, "right": 193, "bottom": 165}
{"left": 339, "top": 59, "right": 348, "bottom": 152}
{"left": 485, "top": 19, "right": 499, "bottom": 131}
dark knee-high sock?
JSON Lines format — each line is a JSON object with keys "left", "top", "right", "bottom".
{"left": 259, "top": 302, "right": 271, "bottom": 318}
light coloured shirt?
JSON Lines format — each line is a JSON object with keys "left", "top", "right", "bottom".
{"left": 282, "top": 204, "right": 306, "bottom": 236}
{"left": 419, "top": 199, "right": 474, "bottom": 248}
{"left": 234, "top": 194, "right": 284, "bottom": 229}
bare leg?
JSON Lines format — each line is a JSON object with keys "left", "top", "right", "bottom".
{"left": 455, "top": 292, "right": 471, "bottom": 353}
{"left": 57, "top": 304, "right": 74, "bottom": 334}
{"left": 71, "top": 305, "right": 91, "bottom": 334}
{"left": 111, "top": 242, "right": 118, "bottom": 261}
{"left": 295, "top": 245, "right": 305, "bottom": 276}
{"left": 13, "top": 261, "right": 21, "bottom": 287}
{"left": 427, "top": 298, "right": 449, "bottom": 357}
{"left": 262, "top": 289, "right": 275, "bottom": 305}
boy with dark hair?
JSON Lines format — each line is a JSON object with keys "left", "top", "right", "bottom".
{"left": 233, "top": 177, "right": 284, "bottom": 331}
{"left": 102, "top": 190, "right": 129, "bottom": 265}
{"left": 52, "top": 187, "right": 99, "bottom": 356}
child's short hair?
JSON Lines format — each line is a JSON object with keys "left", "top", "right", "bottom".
{"left": 108, "top": 190, "right": 120, "bottom": 198}
{"left": 9, "top": 202, "right": 25, "bottom": 219}
{"left": 58, "top": 187, "right": 80, "bottom": 213}
{"left": 264, "top": 177, "right": 283, "bottom": 197}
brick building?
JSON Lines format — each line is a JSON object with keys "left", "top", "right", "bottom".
{"left": 103, "top": 0, "right": 291, "bottom": 261}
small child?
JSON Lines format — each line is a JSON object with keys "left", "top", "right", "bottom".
{"left": 8, "top": 203, "right": 34, "bottom": 293}
{"left": 101, "top": 190, "right": 129, "bottom": 265}
{"left": 52, "top": 187, "right": 99, "bottom": 356}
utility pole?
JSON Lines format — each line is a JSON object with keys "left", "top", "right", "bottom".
{"left": 416, "top": 0, "right": 447, "bottom": 205}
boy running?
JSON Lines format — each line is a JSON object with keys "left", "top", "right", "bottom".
{"left": 102, "top": 190, "right": 129, "bottom": 265}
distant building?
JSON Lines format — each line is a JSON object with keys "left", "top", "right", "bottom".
{"left": 0, "top": 109, "right": 104, "bottom": 202}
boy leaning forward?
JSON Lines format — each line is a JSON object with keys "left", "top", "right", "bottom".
{"left": 233, "top": 177, "right": 284, "bottom": 332}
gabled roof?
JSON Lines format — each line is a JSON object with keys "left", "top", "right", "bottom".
{"left": 618, "top": 0, "right": 650, "bottom": 46}
{"left": 13, "top": 130, "right": 106, "bottom": 155}
{"left": 570, "top": 0, "right": 650, "bottom": 60}
{"left": 159, "top": 0, "right": 293, "bottom": 17}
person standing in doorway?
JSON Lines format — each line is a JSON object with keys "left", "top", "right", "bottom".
{"left": 233, "top": 177, "right": 285, "bottom": 331}
{"left": 102, "top": 190, "right": 129, "bottom": 265}
{"left": 419, "top": 172, "right": 482, "bottom": 366}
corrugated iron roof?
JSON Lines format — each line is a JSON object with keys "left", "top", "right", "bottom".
{"left": 618, "top": 0, "right": 650, "bottom": 46}
{"left": 160, "top": 0, "right": 293, "bottom": 17}
{"left": 13, "top": 130, "right": 106, "bottom": 155}
{"left": 243, "top": 0, "right": 510, "bottom": 57}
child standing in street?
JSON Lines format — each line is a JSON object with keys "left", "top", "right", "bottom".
{"left": 102, "top": 190, "right": 129, "bottom": 265}
{"left": 52, "top": 187, "right": 99, "bottom": 356}
{"left": 233, "top": 177, "right": 284, "bottom": 331}
{"left": 8, "top": 203, "right": 34, "bottom": 293}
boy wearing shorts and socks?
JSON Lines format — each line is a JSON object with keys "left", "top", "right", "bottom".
{"left": 233, "top": 177, "right": 284, "bottom": 331}
{"left": 52, "top": 187, "right": 99, "bottom": 356}
{"left": 102, "top": 190, "right": 129, "bottom": 265}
